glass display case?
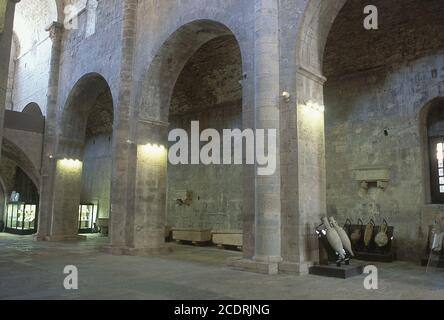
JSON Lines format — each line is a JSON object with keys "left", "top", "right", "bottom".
{"left": 5, "top": 202, "right": 38, "bottom": 235}
{"left": 78, "top": 203, "right": 99, "bottom": 233}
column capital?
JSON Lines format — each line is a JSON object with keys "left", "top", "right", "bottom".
{"left": 45, "top": 21, "right": 64, "bottom": 40}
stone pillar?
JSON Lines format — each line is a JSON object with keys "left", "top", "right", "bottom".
{"left": 127, "top": 120, "right": 169, "bottom": 254}
{"left": 228, "top": 0, "right": 282, "bottom": 274}
{"left": 104, "top": 0, "right": 144, "bottom": 254}
{"left": 42, "top": 138, "right": 86, "bottom": 241}
{"left": 35, "top": 22, "right": 65, "bottom": 241}
{"left": 279, "top": 67, "right": 327, "bottom": 274}
{"left": 0, "top": 0, "right": 20, "bottom": 158}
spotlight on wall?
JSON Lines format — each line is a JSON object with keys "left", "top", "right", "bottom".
{"left": 59, "top": 158, "right": 83, "bottom": 169}
{"left": 282, "top": 91, "right": 291, "bottom": 103}
{"left": 306, "top": 100, "right": 325, "bottom": 113}
{"left": 140, "top": 143, "right": 166, "bottom": 157}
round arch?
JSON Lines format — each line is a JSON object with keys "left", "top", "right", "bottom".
{"left": 22, "top": 102, "right": 43, "bottom": 117}
{"left": 1, "top": 137, "right": 40, "bottom": 192}
{"left": 296, "top": 0, "right": 347, "bottom": 76}
{"left": 137, "top": 19, "right": 244, "bottom": 125}
{"left": 126, "top": 19, "right": 250, "bottom": 257}
{"left": 57, "top": 72, "right": 114, "bottom": 159}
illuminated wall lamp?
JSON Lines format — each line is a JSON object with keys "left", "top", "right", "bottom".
{"left": 140, "top": 143, "right": 166, "bottom": 156}
{"left": 306, "top": 101, "right": 325, "bottom": 113}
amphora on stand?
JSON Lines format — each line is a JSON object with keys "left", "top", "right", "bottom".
{"left": 322, "top": 217, "right": 346, "bottom": 260}
{"left": 329, "top": 217, "right": 355, "bottom": 256}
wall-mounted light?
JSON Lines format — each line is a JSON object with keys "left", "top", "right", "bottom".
{"left": 282, "top": 91, "right": 291, "bottom": 103}
{"left": 58, "top": 158, "right": 83, "bottom": 169}
{"left": 306, "top": 100, "right": 325, "bottom": 113}
{"left": 139, "top": 143, "right": 166, "bottom": 157}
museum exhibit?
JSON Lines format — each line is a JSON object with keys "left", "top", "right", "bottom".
{"left": 0, "top": 0, "right": 443, "bottom": 301}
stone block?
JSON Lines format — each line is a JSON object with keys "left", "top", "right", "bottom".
{"left": 226, "top": 257, "right": 279, "bottom": 275}
{"left": 212, "top": 231, "right": 243, "bottom": 247}
{"left": 172, "top": 228, "right": 212, "bottom": 242}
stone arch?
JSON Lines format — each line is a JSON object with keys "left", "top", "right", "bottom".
{"left": 419, "top": 97, "right": 444, "bottom": 204}
{"left": 57, "top": 73, "right": 114, "bottom": 160}
{"left": 22, "top": 102, "right": 43, "bottom": 117}
{"left": 296, "top": 0, "right": 347, "bottom": 76}
{"left": 137, "top": 19, "right": 244, "bottom": 125}
{"left": 125, "top": 19, "right": 248, "bottom": 256}
{"left": 307, "top": 0, "right": 444, "bottom": 261}
{"left": 44, "top": 72, "right": 114, "bottom": 241}
{"left": 1, "top": 137, "right": 40, "bottom": 192}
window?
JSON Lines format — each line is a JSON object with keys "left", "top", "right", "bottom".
{"left": 426, "top": 99, "right": 444, "bottom": 204}
{"left": 430, "top": 138, "right": 444, "bottom": 203}
{"left": 85, "top": 0, "right": 98, "bottom": 38}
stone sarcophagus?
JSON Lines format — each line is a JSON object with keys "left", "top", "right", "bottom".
{"left": 172, "top": 228, "right": 212, "bottom": 243}
{"left": 212, "top": 231, "right": 243, "bottom": 248}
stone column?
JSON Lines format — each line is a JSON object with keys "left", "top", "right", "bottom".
{"left": 129, "top": 120, "right": 169, "bottom": 254}
{"left": 104, "top": 0, "right": 172, "bottom": 255}
{"left": 279, "top": 67, "right": 327, "bottom": 274}
{"left": 105, "top": 0, "right": 142, "bottom": 254}
{"left": 228, "top": 0, "right": 282, "bottom": 274}
{"left": 35, "top": 22, "right": 65, "bottom": 241}
{"left": 0, "top": 0, "right": 20, "bottom": 158}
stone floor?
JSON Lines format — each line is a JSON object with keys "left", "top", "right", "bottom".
{"left": 0, "top": 233, "right": 443, "bottom": 300}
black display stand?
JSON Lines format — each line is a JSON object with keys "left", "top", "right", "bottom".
{"left": 346, "top": 221, "right": 396, "bottom": 262}
{"left": 309, "top": 227, "right": 364, "bottom": 279}
{"left": 309, "top": 264, "right": 364, "bottom": 279}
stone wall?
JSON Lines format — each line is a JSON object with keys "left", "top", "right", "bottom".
{"left": 167, "top": 105, "right": 243, "bottom": 232}
{"left": 167, "top": 35, "right": 243, "bottom": 232}
{"left": 324, "top": 0, "right": 444, "bottom": 260}
{"left": 9, "top": 0, "right": 57, "bottom": 114}
{"left": 81, "top": 133, "right": 112, "bottom": 220}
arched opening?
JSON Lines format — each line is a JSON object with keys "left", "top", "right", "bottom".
{"left": 0, "top": 139, "right": 40, "bottom": 235}
{"left": 22, "top": 102, "right": 43, "bottom": 117}
{"left": 129, "top": 20, "right": 247, "bottom": 257}
{"left": 8, "top": 0, "right": 57, "bottom": 115}
{"left": 167, "top": 34, "right": 243, "bottom": 250}
{"left": 421, "top": 98, "right": 444, "bottom": 204}
{"left": 313, "top": 0, "right": 444, "bottom": 261}
{"left": 49, "top": 73, "right": 114, "bottom": 240}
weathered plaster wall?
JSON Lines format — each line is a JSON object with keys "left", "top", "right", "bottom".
{"left": 167, "top": 105, "right": 243, "bottom": 232}
{"left": 81, "top": 133, "right": 112, "bottom": 219}
{"left": 57, "top": 0, "right": 123, "bottom": 115}
{"left": 167, "top": 36, "right": 243, "bottom": 232}
{"left": 324, "top": 0, "right": 444, "bottom": 260}
{"left": 12, "top": 39, "right": 51, "bottom": 114}
{"left": 10, "top": 0, "right": 57, "bottom": 114}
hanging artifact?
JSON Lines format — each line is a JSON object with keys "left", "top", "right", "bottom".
{"left": 329, "top": 217, "right": 355, "bottom": 256}
{"left": 364, "top": 219, "right": 375, "bottom": 248}
{"left": 350, "top": 218, "right": 363, "bottom": 246}
{"left": 374, "top": 219, "right": 389, "bottom": 248}
{"left": 322, "top": 217, "right": 346, "bottom": 260}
